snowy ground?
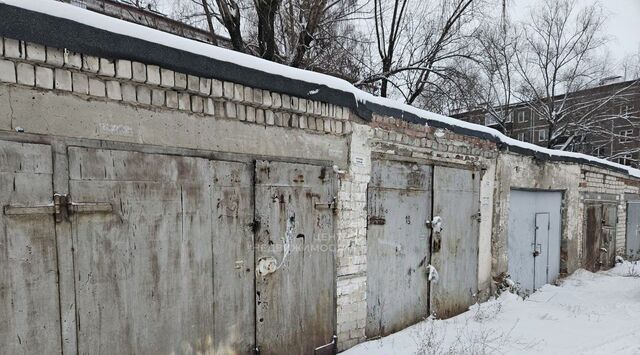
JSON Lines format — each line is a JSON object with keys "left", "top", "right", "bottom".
{"left": 343, "top": 261, "right": 640, "bottom": 355}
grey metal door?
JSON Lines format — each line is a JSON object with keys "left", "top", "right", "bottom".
{"left": 365, "top": 160, "right": 432, "bottom": 337}
{"left": 68, "top": 147, "right": 216, "bottom": 354}
{"left": 534, "top": 213, "right": 550, "bottom": 290}
{"left": 0, "top": 141, "right": 62, "bottom": 354}
{"left": 211, "top": 161, "right": 255, "bottom": 353}
{"left": 430, "top": 166, "right": 480, "bottom": 319}
{"left": 626, "top": 201, "right": 640, "bottom": 259}
{"left": 508, "top": 190, "right": 562, "bottom": 295}
{"left": 254, "top": 160, "right": 336, "bottom": 355}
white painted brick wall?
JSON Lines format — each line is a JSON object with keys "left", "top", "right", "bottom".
{"left": 72, "top": 72, "right": 88, "bottom": 94}
{"left": 88, "top": 77, "right": 105, "bottom": 97}
{"left": 0, "top": 59, "right": 16, "bottom": 83}
{"left": 16, "top": 62, "right": 35, "bottom": 86}
{"left": 54, "top": 69, "right": 72, "bottom": 91}
{"left": 336, "top": 122, "right": 371, "bottom": 351}
{"left": 99, "top": 58, "right": 115, "bottom": 77}
{"left": 35, "top": 66, "right": 54, "bottom": 89}
{"left": 115, "top": 59, "right": 132, "bottom": 79}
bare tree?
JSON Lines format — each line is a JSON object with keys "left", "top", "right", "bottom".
{"left": 170, "top": 0, "right": 366, "bottom": 78}
{"left": 371, "top": 0, "right": 409, "bottom": 98}
{"left": 561, "top": 79, "right": 640, "bottom": 163}
{"left": 621, "top": 47, "right": 640, "bottom": 81}
{"left": 471, "top": 21, "right": 519, "bottom": 132}
{"left": 356, "top": 0, "right": 483, "bottom": 107}
{"left": 513, "top": 0, "right": 613, "bottom": 149}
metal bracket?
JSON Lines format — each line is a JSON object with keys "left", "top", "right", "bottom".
{"left": 314, "top": 334, "right": 338, "bottom": 355}
{"left": 54, "top": 193, "right": 69, "bottom": 223}
{"left": 4, "top": 204, "right": 55, "bottom": 216}
{"left": 313, "top": 195, "right": 335, "bottom": 210}
{"left": 369, "top": 216, "right": 386, "bottom": 225}
{"left": 68, "top": 202, "right": 113, "bottom": 214}
{"left": 3, "top": 193, "right": 112, "bottom": 223}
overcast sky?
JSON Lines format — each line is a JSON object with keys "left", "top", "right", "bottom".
{"left": 507, "top": 0, "right": 640, "bottom": 59}
{"left": 156, "top": 0, "right": 640, "bottom": 60}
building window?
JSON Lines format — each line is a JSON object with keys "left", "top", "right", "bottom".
{"left": 538, "top": 129, "right": 547, "bottom": 142}
{"left": 506, "top": 111, "right": 513, "bottom": 123}
{"left": 620, "top": 105, "right": 631, "bottom": 117}
{"left": 484, "top": 113, "right": 498, "bottom": 126}
{"left": 517, "top": 132, "right": 526, "bottom": 141}
{"left": 517, "top": 111, "right": 526, "bottom": 123}
{"left": 618, "top": 154, "right": 633, "bottom": 166}
{"left": 620, "top": 129, "right": 634, "bottom": 143}
{"left": 594, "top": 147, "right": 605, "bottom": 157}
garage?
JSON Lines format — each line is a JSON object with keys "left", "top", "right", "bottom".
{"left": 507, "top": 190, "right": 562, "bottom": 295}
{"left": 1, "top": 140, "right": 337, "bottom": 354}
{"left": 366, "top": 159, "right": 480, "bottom": 338}
{"left": 625, "top": 196, "right": 640, "bottom": 260}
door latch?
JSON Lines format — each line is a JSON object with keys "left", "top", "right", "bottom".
{"left": 4, "top": 193, "right": 112, "bottom": 223}
{"left": 426, "top": 216, "right": 443, "bottom": 233}
{"left": 256, "top": 257, "right": 278, "bottom": 277}
{"left": 532, "top": 243, "right": 542, "bottom": 257}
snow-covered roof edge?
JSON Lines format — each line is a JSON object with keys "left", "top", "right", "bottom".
{"left": 2, "top": 0, "right": 640, "bottom": 179}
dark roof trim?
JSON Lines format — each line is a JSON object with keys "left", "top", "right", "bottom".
{"left": 0, "top": 3, "right": 360, "bottom": 114}
{"left": 0, "top": 3, "right": 633, "bottom": 177}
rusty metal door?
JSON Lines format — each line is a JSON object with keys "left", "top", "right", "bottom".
{"left": 601, "top": 204, "right": 617, "bottom": 268}
{"left": 626, "top": 201, "right": 640, "bottom": 259}
{"left": 212, "top": 161, "right": 255, "bottom": 353}
{"left": 365, "top": 160, "right": 432, "bottom": 337}
{"left": 254, "top": 160, "right": 336, "bottom": 355}
{"left": 584, "top": 203, "right": 617, "bottom": 271}
{"left": 0, "top": 141, "right": 62, "bottom": 354}
{"left": 68, "top": 147, "right": 216, "bottom": 354}
{"left": 584, "top": 204, "right": 603, "bottom": 272}
{"left": 430, "top": 166, "right": 480, "bottom": 318}
{"left": 508, "top": 190, "right": 562, "bottom": 295}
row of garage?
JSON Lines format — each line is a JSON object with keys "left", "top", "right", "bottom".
{"left": 3, "top": 135, "right": 639, "bottom": 353}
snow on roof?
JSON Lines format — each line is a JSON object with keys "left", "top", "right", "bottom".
{"left": 4, "top": 0, "right": 640, "bottom": 178}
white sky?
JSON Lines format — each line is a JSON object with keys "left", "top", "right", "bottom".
{"left": 507, "top": 0, "right": 640, "bottom": 59}
{"left": 155, "top": 0, "right": 640, "bottom": 59}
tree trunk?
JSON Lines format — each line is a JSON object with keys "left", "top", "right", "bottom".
{"left": 201, "top": 0, "right": 219, "bottom": 46}
{"left": 255, "top": 0, "right": 281, "bottom": 61}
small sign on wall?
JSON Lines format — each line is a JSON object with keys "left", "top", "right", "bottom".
{"left": 353, "top": 155, "right": 366, "bottom": 168}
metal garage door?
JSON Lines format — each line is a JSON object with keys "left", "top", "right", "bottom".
{"left": 0, "top": 141, "right": 61, "bottom": 354}
{"left": 211, "top": 161, "right": 255, "bottom": 353}
{"left": 584, "top": 202, "right": 617, "bottom": 271}
{"left": 625, "top": 200, "right": 640, "bottom": 260}
{"left": 366, "top": 160, "right": 432, "bottom": 337}
{"left": 366, "top": 161, "right": 481, "bottom": 333}
{"left": 430, "top": 166, "right": 480, "bottom": 319}
{"left": 508, "top": 190, "right": 562, "bottom": 295}
{"left": 1, "top": 141, "right": 337, "bottom": 353}
{"left": 254, "top": 160, "right": 336, "bottom": 355}
{"left": 68, "top": 147, "right": 217, "bottom": 354}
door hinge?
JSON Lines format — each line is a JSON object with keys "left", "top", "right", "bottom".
{"left": 53, "top": 193, "right": 69, "bottom": 223}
